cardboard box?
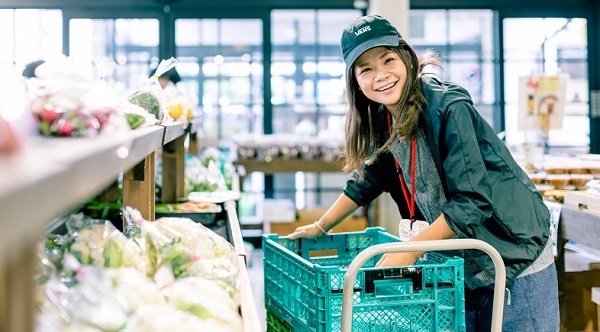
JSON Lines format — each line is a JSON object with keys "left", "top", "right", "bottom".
{"left": 266, "top": 208, "right": 367, "bottom": 236}
{"left": 563, "top": 270, "right": 600, "bottom": 332}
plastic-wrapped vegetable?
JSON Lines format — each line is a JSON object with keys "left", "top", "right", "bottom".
{"left": 128, "top": 89, "right": 162, "bottom": 121}
{"left": 127, "top": 57, "right": 178, "bottom": 122}
{"left": 186, "top": 257, "right": 239, "bottom": 299}
{"left": 64, "top": 214, "right": 146, "bottom": 274}
{"left": 37, "top": 264, "right": 128, "bottom": 331}
{"left": 26, "top": 56, "right": 127, "bottom": 137}
{"left": 184, "top": 156, "right": 221, "bottom": 194}
{"left": 105, "top": 267, "right": 165, "bottom": 313}
{"left": 153, "top": 217, "right": 237, "bottom": 262}
{"left": 126, "top": 304, "right": 225, "bottom": 332}
{"left": 151, "top": 218, "right": 236, "bottom": 277}
{"left": 162, "top": 277, "right": 242, "bottom": 331}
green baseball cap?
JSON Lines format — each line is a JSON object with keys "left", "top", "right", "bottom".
{"left": 341, "top": 15, "right": 401, "bottom": 68}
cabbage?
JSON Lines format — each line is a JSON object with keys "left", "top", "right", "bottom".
{"left": 105, "top": 267, "right": 165, "bottom": 312}
{"left": 67, "top": 221, "right": 146, "bottom": 273}
{"left": 162, "top": 277, "right": 242, "bottom": 331}
{"left": 128, "top": 90, "right": 162, "bottom": 120}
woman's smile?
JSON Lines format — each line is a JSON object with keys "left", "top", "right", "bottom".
{"left": 375, "top": 81, "right": 397, "bottom": 92}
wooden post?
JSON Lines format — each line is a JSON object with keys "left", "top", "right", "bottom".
{"left": 188, "top": 132, "right": 199, "bottom": 156}
{"left": 3, "top": 244, "right": 36, "bottom": 332}
{"left": 123, "top": 153, "right": 156, "bottom": 221}
{"left": 161, "top": 135, "right": 186, "bottom": 203}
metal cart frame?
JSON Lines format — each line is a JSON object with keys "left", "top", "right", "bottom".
{"left": 341, "top": 239, "right": 506, "bottom": 332}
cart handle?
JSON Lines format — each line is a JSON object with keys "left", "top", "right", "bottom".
{"left": 341, "top": 239, "right": 506, "bottom": 332}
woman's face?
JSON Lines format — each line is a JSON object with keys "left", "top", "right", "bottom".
{"left": 353, "top": 46, "right": 407, "bottom": 113}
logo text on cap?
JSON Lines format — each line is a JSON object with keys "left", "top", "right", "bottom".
{"left": 355, "top": 26, "right": 371, "bottom": 36}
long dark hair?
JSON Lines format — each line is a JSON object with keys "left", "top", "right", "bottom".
{"left": 342, "top": 38, "right": 442, "bottom": 179}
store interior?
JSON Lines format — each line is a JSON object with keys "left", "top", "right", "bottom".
{"left": 2, "top": 0, "right": 600, "bottom": 331}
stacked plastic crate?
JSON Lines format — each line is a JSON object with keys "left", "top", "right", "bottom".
{"left": 263, "top": 227, "right": 465, "bottom": 332}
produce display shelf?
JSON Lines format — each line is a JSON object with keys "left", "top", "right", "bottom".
{"left": 0, "top": 126, "right": 164, "bottom": 267}
{"left": 0, "top": 124, "right": 262, "bottom": 332}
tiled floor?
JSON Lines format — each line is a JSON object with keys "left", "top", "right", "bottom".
{"left": 246, "top": 247, "right": 266, "bottom": 331}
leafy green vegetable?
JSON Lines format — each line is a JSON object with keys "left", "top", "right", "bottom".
{"left": 160, "top": 238, "right": 191, "bottom": 278}
{"left": 126, "top": 112, "right": 146, "bottom": 129}
{"left": 71, "top": 250, "right": 91, "bottom": 265}
{"left": 146, "top": 233, "right": 160, "bottom": 276}
{"left": 103, "top": 239, "right": 124, "bottom": 268}
{"left": 128, "top": 90, "right": 162, "bottom": 120}
{"left": 181, "top": 303, "right": 211, "bottom": 319}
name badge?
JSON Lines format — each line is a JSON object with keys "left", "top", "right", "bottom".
{"left": 399, "top": 219, "right": 429, "bottom": 241}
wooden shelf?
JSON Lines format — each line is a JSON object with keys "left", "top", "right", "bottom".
{"left": 160, "top": 122, "right": 186, "bottom": 145}
{"left": 0, "top": 124, "right": 262, "bottom": 332}
{"left": 0, "top": 126, "right": 164, "bottom": 266}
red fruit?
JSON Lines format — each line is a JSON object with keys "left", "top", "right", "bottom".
{"left": 57, "top": 119, "right": 74, "bottom": 136}
{"left": 40, "top": 108, "right": 59, "bottom": 123}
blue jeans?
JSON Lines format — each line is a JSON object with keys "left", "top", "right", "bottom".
{"left": 465, "top": 263, "right": 559, "bottom": 332}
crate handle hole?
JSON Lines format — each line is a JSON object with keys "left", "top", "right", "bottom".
{"left": 309, "top": 249, "right": 338, "bottom": 259}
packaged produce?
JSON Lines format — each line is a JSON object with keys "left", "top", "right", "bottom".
{"left": 25, "top": 56, "right": 131, "bottom": 137}
{"left": 127, "top": 57, "right": 178, "bottom": 122}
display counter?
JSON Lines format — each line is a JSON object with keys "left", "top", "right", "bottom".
{"left": 0, "top": 123, "right": 262, "bottom": 332}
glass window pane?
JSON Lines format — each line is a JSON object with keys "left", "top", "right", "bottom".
{"left": 411, "top": 9, "right": 495, "bottom": 129}
{"left": 70, "top": 18, "right": 159, "bottom": 94}
{"left": 503, "top": 17, "right": 588, "bottom": 149}
{"left": 271, "top": 9, "right": 361, "bottom": 136}
{"left": 504, "top": 18, "right": 545, "bottom": 61}
{"left": 449, "top": 10, "right": 494, "bottom": 60}
{"left": 0, "top": 9, "right": 62, "bottom": 75}
{"left": 409, "top": 10, "right": 448, "bottom": 44}
{"left": 176, "top": 18, "right": 263, "bottom": 139}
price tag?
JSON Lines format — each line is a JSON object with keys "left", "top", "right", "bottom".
{"left": 399, "top": 219, "right": 430, "bottom": 241}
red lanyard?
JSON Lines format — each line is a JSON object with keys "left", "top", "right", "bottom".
{"left": 386, "top": 112, "right": 417, "bottom": 222}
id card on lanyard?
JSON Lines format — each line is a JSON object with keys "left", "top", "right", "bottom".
{"left": 387, "top": 112, "right": 429, "bottom": 241}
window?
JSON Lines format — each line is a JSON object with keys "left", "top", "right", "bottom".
{"left": 409, "top": 10, "right": 496, "bottom": 126}
{"left": 69, "top": 18, "right": 159, "bottom": 95}
{"left": 268, "top": 9, "right": 361, "bottom": 209}
{"left": 503, "top": 18, "right": 588, "bottom": 152}
{"left": 0, "top": 9, "right": 62, "bottom": 76}
{"left": 175, "top": 18, "right": 263, "bottom": 139}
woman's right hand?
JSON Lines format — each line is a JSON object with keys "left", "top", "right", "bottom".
{"left": 287, "top": 223, "right": 324, "bottom": 240}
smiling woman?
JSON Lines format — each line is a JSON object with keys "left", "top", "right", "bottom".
{"left": 288, "top": 14, "right": 559, "bottom": 332}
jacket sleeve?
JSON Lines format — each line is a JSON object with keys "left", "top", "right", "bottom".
{"left": 438, "top": 102, "right": 495, "bottom": 238}
{"left": 343, "top": 155, "right": 388, "bottom": 206}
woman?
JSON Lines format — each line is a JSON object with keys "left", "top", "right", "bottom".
{"left": 288, "top": 14, "right": 559, "bottom": 331}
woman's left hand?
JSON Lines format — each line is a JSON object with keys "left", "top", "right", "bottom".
{"left": 375, "top": 252, "right": 420, "bottom": 267}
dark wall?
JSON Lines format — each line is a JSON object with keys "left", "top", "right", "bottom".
{"left": 0, "top": 0, "right": 355, "bottom": 10}
{"left": 1, "top": 0, "right": 597, "bottom": 10}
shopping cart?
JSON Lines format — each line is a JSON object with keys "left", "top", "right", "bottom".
{"left": 263, "top": 228, "right": 506, "bottom": 332}
{"left": 340, "top": 239, "right": 506, "bottom": 332}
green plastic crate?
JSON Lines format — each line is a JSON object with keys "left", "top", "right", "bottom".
{"left": 263, "top": 227, "right": 465, "bottom": 332}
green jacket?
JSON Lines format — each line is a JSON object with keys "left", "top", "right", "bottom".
{"left": 343, "top": 75, "right": 550, "bottom": 282}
